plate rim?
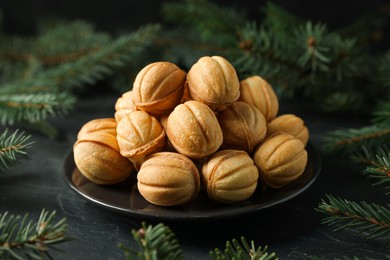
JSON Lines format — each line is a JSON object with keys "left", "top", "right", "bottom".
{"left": 63, "top": 142, "right": 321, "bottom": 221}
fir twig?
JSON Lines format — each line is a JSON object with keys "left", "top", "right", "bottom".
{"left": 0, "top": 209, "right": 71, "bottom": 259}
{"left": 364, "top": 153, "right": 390, "bottom": 195}
{"left": 31, "top": 23, "right": 160, "bottom": 92}
{"left": 0, "top": 128, "right": 33, "bottom": 171}
{"left": 316, "top": 195, "right": 390, "bottom": 243}
{"left": 118, "top": 222, "right": 184, "bottom": 260}
{"left": 210, "top": 237, "right": 278, "bottom": 260}
{"left": 372, "top": 100, "right": 390, "bottom": 125}
{"left": 322, "top": 125, "right": 390, "bottom": 155}
{"left": 0, "top": 92, "right": 76, "bottom": 126}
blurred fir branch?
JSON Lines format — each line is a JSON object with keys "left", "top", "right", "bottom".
{"left": 0, "top": 128, "right": 33, "bottom": 172}
{"left": 161, "top": 0, "right": 389, "bottom": 108}
{"left": 0, "top": 92, "right": 75, "bottom": 126}
{"left": 365, "top": 153, "right": 390, "bottom": 195}
{"left": 0, "top": 209, "right": 71, "bottom": 259}
{"left": 322, "top": 125, "right": 390, "bottom": 155}
{"left": 118, "top": 222, "right": 184, "bottom": 260}
{"left": 0, "top": 21, "right": 160, "bottom": 141}
{"left": 210, "top": 237, "right": 278, "bottom": 260}
{"left": 316, "top": 195, "right": 390, "bottom": 243}
{"left": 119, "top": 222, "right": 277, "bottom": 260}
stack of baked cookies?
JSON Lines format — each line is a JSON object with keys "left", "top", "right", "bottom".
{"left": 73, "top": 56, "right": 309, "bottom": 207}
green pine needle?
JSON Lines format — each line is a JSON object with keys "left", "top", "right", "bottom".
{"left": 364, "top": 153, "right": 390, "bottom": 195}
{"left": 372, "top": 98, "right": 390, "bottom": 125}
{"left": 316, "top": 195, "right": 390, "bottom": 243}
{"left": 0, "top": 128, "right": 34, "bottom": 172}
{"left": 119, "top": 222, "right": 184, "bottom": 260}
{"left": 32, "top": 23, "right": 160, "bottom": 92}
{"left": 210, "top": 237, "right": 278, "bottom": 260}
{"left": 162, "top": 0, "right": 246, "bottom": 42}
{"left": 0, "top": 91, "right": 76, "bottom": 126}
{"left": 322, "top": 125, "right": 390, "bottom": 155}
{"left": 0, "top": 209, "right": 71, "bottom": 259}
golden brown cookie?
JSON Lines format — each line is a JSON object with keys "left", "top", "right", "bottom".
{"left": 266, "top": 114, "right": 309, "bottom": 146}
{"left": 137, "top": 152, "right": 200, "bottom": 206}
{"left": 187, "top": 56, "right": 240, "bottom": 111}
{"left": 116, "top": 111, "right": 166, "bottom": 170}
{"left": 217, "top": 101, "right": 267, "bottom": 153}
{"left": 73, "top": 132, "right": 133, "bottom": 185}
{"left": 239, "top": 75, "right": 279, "bottom": 121}
{"left": 166, "top": 100, "right": 223, "bottom": 159}
{"left": 202, "top": 149, "right": 259, "bottom": 203}
{"left": 132, "top": 61, "right": 186, "bottom": 115}
{"left": 253, "top": 133, "right": 307, "bottom": 189}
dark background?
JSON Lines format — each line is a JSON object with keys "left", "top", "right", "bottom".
{"left": 1, "top": 0, "right": 389, "bottom": 34}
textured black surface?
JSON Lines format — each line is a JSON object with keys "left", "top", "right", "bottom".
{"left": 1, "top": 91, "right": 388, "bottom": 259}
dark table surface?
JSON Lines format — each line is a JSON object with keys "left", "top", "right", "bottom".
{"left": 1, "top": 90, "right": 389, "bottom": 260}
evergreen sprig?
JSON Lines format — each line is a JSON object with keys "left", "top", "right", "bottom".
{"left": 0, "top": 209, "right": 70, "bottom": 259}
{"left": 0, "top": 128, "right": 33, "bottom": 171}
{"left": 364, "top": 153, "right": 390, "bottom": 195}
{"left": 31, "top": 24, "right": 160, "bottom": 92}
{"left": 161, "top": 0, "right": 387, "bottom": 110}
{"left": 210, "top": 237, "right": 278, "bottom": 260}
{"left": 316, "top": 195, "right": 390, "bottom": 243}
{"left": 0, "top": 92, "right": 76, "bottom": 126}
{"left": 119, "top": 222, "right": 184, "bottom": 260}
{"left": 322, "top": 125, "right": 390, "bottom": 155}
{"left": 0, "top": 23, "right": 160, "bottom": 138}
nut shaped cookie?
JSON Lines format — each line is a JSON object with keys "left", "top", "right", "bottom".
{"left": 187, "top": 56, "right": 240, "bottom": 111}
{"left": 267, "top": 114, "right": 309, "bottom": 146}
{"left": 217, "top": 101, "right": 267, "bottom": 153}
{"left": 114, "top": 90, "right": 137, "bottom": 123}
{"left": 253, "top": 133, "right": 307, "bottom": 189}
{"left": 202, "top": 150, "right": 258, "bottom": 203}
{"left": 116, "top": 111, "right": 166, "bottom": 170}
{"left": 132, "top": 61, "right": 186, "bottom": 115}
{"left": 137, "top": 152, "right": 200, "bottom": 206}
{"left": 77, "top": 118, "right": 117, "bottom": 140}
{"left": 166, "top": 100, "right": 223, "bottom": 159}
{"left": 74, "top": 132, "right": 133, "bottom": 185}
{"left": 239, "top": 75, "right": 279, "bottom": 121}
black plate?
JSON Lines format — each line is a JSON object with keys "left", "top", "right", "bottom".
{"left": 63, "top": 142, "right": 321, "bottom": 221}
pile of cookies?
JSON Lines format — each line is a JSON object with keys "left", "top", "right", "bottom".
{"left": 73, "top": 56, "right": 309, "bottom": 207}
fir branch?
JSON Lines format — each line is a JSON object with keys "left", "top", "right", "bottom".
{"left": 316, "top": 195, "right": 390, "bottom": 243}
{"left": 337, "top": 3, "right": 390, "bottom": 48}
{"left": 294, "top": 21, "right": 331, "bottom": 74}
{"left": 119, "top": 222, "right": 184, "bottom": 260}
{"left": 162, "top": 0, "right": 246, "bottom": 42}
{"left": 32, "top": 20, "right": 111, "bottom": 64}
{"left": 0, "top": 209, "right": 71, "bottom": 259}
{"left": 210, "top": 237, "right": 278, "bottom": 260}
{"left": 0, "top": 91, "right": 76, "bottom": 126}
{"left": 319, "top": 91, "right": 364, "bottom": 113}
{"left": 33, "top": 24, "right": 160, "bottom": 92}
{"left": 161, "top": 0, "right": 385, "bottom": 112}
{"left": 0, "top": 128, "right": 33, "bottom": 172}
{"left": 261, "top": 2, "right": 305, "bottom": 32}
{"left": 0, "top": 20, "right": 111, "bottom": 66}
{"left": 322, "top": 125, "right": 390, "bottom": 155}
{"left": 372, "top": 99, "right": 390, "bottom": 125}
{"left": 350, "top": 145, "right": 390, "bottom": 195}
{"left": 350, "top": 145, "right": 389, "bottom": 168}
{"left": 0, "top": 23, "right": 160, "bottom": 94}
{"left": 364, "top": 153, "right": 390, "bottom": 195}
